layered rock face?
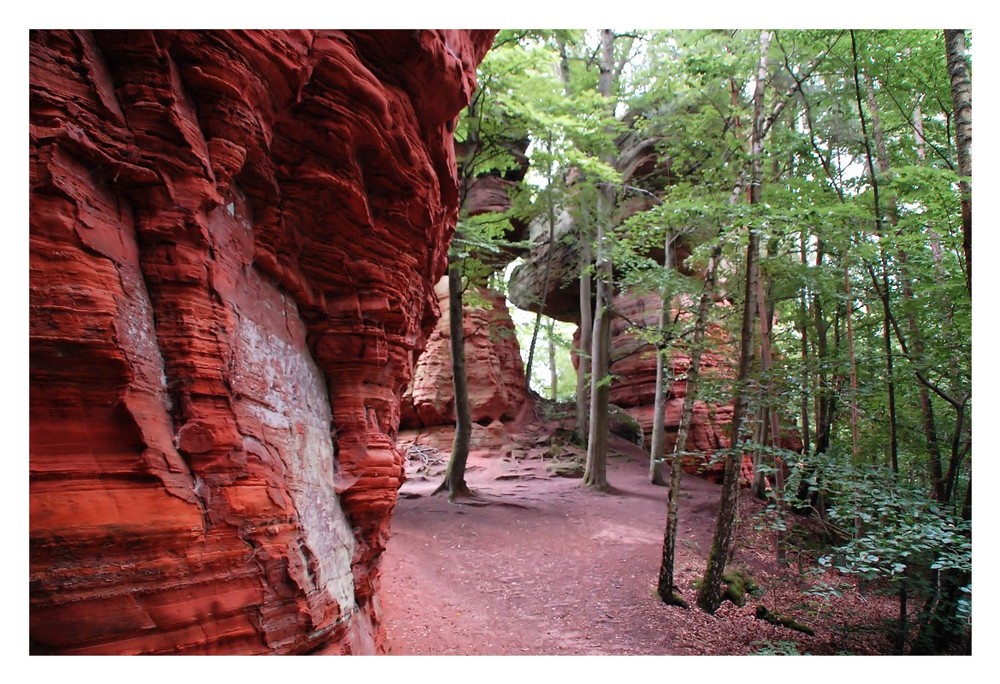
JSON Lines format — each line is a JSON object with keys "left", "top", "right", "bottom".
{"left": 609, "top": 292, "right": 802, "bottom": 480}
{"left": 399, "top": 279, "right": 526, "bottom": 452}
{"left": 29, "top": 29, "right": 494, "bottom": 654}
{"left": 608, "top": 292, "right": 739, "bottom": 478}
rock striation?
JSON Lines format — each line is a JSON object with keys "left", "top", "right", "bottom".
{"left": 608, "top": 292, "right": 739, "bottom": 479}
{"left": 398, "top": 279, "right": 526, "bottom": 455}
{"left": 29, "top": 29, "right": 494, "bottom": 654}
{"left": 609, "top": 292, "right": 802, "bottom": 481}
{"left": 401, "top": 278, "right": 526, "bottom": 430}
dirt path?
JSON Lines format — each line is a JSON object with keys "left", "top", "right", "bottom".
{"left": 380, "top": 434, "right": 897, "bottom": 656}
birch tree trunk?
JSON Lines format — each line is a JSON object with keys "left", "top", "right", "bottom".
{"left": 944, "top": 29, "right": 972, "bottom": 295}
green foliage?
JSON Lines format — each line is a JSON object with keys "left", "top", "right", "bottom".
{"left": 788, "top": 450, "right": 971, "bottom": 649}
{"left": 751, "top": 640, "right": 804, "bottom": 656}
{"left": 811, "top": 462, "right": 971, "bottom": 582}
{"left": 466, "top": 29, "right": 971, "bottom": 651}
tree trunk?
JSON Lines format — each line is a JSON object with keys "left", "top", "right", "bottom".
{"left": 649, "top": 228, "right": 674, "bottom": 486}
{"left": 944, "top": 29, "right": 972, "bottom": 295}
{"left": 697, "top": 29, "right": 770, "bottom": 615}
{"left": 844, "top": 261, "right": 860, "bottom": 460}
{"left": 866, "top": 76, "right": 940, "bottom": 481}
{"left": 657, "top": 238, "right": 723, "bottom": 605}
{"left": 575, "top": 219, "right": 593, "bottom": 447}
{"left": 583, "top": 234, "right": 612, "bottom": 491}
{"left": 755, "top": 244, "right": 788, "bottom": 561}
{"left": 548, "top": 318, "right": 558, "bottom": 401}
{"left": 851, "top": 32, "right": 900, "bottom": 476}
{"left": 583, "top": 28, "right": 617, "bottom": 491}
{"left": 435, "top": 258, "right": 473, "bottom": 500}
{"left": 797, "top": 230, "right": 811, "bottom": 456}
{"left": 525, "top": 140, "right": 559, "bottom": 394}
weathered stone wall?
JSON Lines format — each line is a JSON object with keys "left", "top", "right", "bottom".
{"left": 401, "top": 278, "right": 526, "bottom": 430}
{"left": 29, "top": 29, "right": 494, "bottom": 654}
{"left": 608, "top": 292, "right": 738, "bottom": 478}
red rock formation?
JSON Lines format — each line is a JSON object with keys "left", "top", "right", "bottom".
{"left": 609, "top": 291, "right": 801, "bottom": 482}
{"left": 29, "top": 29, "right": 494, "bottom": 654}
{"left": 608, "top": 291, "right": 741, "bottom": 479}
{"left": 398, "top": 278, "right": 526, "bottom": 453}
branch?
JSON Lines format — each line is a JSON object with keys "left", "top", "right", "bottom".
{"left": 612, "top": 33, "right": 638, "bottom": 81}
{"left": 880, "top": 85, "right": 955, "bottom": 171}
{"left": 762, "top": 30, "right": 845, "bottom": 140}
{"left": 861, "top": 259, "right": 969, "bottom": 410}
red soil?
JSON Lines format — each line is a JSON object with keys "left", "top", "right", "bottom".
{"left": 380, "top": 428, "right": 903, "bottom": 656}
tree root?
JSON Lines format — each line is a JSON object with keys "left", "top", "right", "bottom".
{"left": 755, "top": 605, "right": 815, "bottom": 636}
{"left": 446, "top": 488, "right": 491, "bottom": 506}
{"left": 657, "top": 589, "right": 689, "bottom": 609}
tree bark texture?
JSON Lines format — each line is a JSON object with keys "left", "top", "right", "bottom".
{"left": 944, "top": 29, "right": 972, "bottom": 295}
{"left": 583, "top": 28, "right": 617, "bottom": 491}
{"left": 437, "top": 259, "right": 473, "bottom": 499}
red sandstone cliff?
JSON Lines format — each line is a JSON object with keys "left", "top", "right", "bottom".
{"left": 609, "top": 292, "right": 738, "bottom": 478}
{"left": 401, "top": 279, "right": 526, "bottom": 429}
{"left": 397, "top": 279, "right": 527, "bottom": 453}
{"left": 29, "top": 29, "right": 494, "bottom": 654}
{"left": 609, "top": 291, "right": 802, "bottom": 481}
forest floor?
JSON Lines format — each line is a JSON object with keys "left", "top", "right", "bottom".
{"left": 380, "top": 419, "right": 906, "bottom": 656}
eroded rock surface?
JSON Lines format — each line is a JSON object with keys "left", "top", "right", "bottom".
{"left": 398, "top": 279, "right": 526, "bottom": 453}
{"left": 608, "top": 292, "right": 738, "bottom": 478}
{"left": 29, "top": 28, "right": 493, "bottom": 654}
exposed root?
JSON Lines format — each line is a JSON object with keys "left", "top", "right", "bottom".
{"left": 755, "top": 605, "right": 816, "bottom": 636}
{"left": 447, "top": 489, "right": 491, "bottom": 506}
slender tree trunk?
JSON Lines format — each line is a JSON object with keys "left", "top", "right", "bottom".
{"left": 811, "top": 270, "right": 835, "bottom": 458}
{"left": 944, "top": 29, "right": 972, "bottom": 295}
{"left": 851, "top": 32, "right": 900, "bottom": 475}
{"left": 565, "top": 35, "right": 591, "bottom": 447}
{"left": 525, "top": 139, "right": 559, "bottom": 393}
{"left": 583, "top": 28, "right": 616, "bottom": 491}
{"left": 697, "top": 29, "right": 770, "bottom": 615}
{"left": 755, "top": 244, "right": 788, "bottom": 560}
{"left": 575, "top": 219, "right": 593, "bottom": 447}
{"left": 866, "top": 77, "right": 940, "bottom": 481}
{"left": 657, "top": 237, "right": 723, "bottom": 605}
{"left": 583, "top": 231, "right": 612, "bottom": 491}
{"left": 943, "top": 403, "right": 968, "bottom": 505}
{"left": 798, "top": 230, "right": 812, "bottom": 456}
{"left": 435, "top": 259, "right": 473, "bottom": 500}
{"left": 844, "top": 261, "right": 860, "bottom": 460}
{"left": 548, "top": 318, "right": 558, "bottom": 401}
{"left": 649, "top": 228, "right": 674, "bottom": 486}
{"left": 751, "top": 254, "right": 774, "bottom": 498}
